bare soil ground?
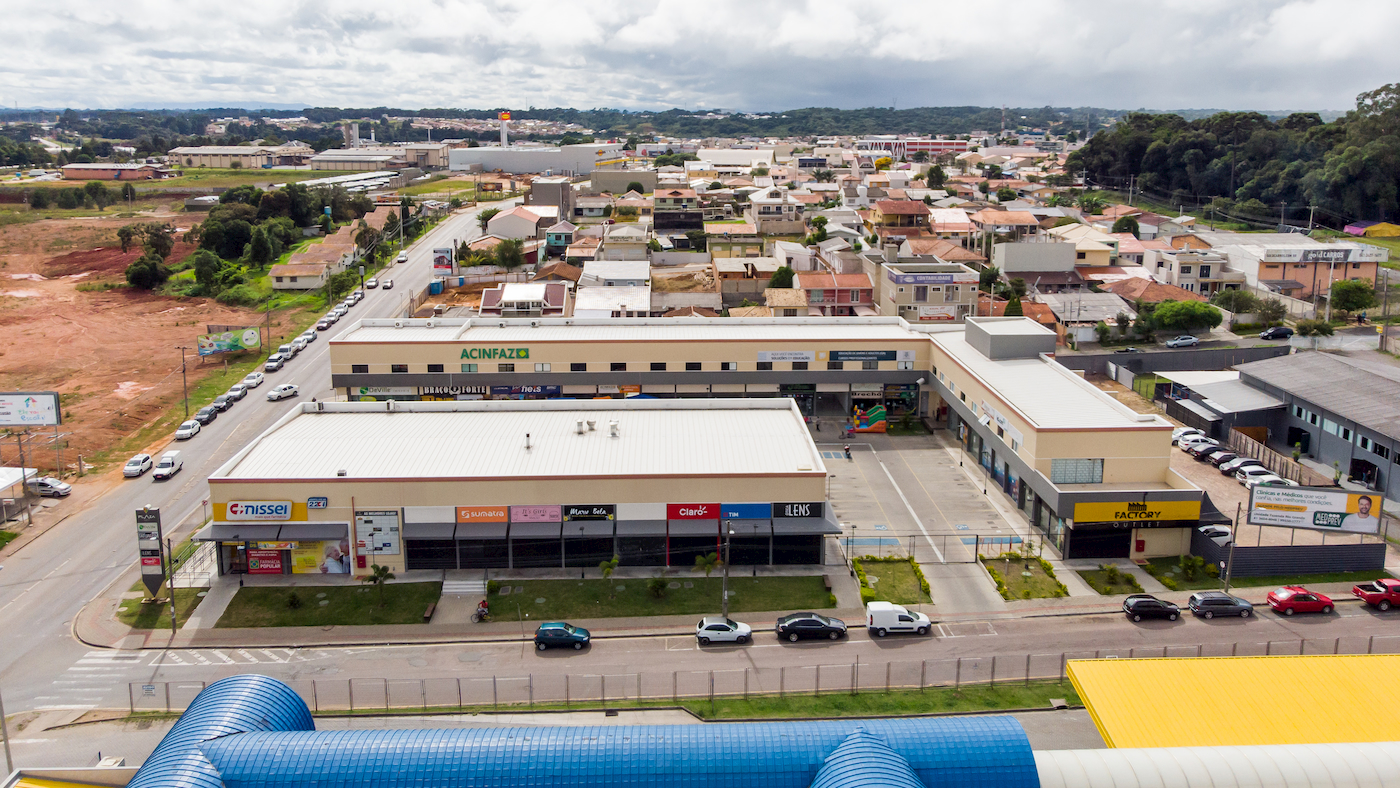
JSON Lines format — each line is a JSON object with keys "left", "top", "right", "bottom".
{"left": 0, "top": 210, "right": 263, "bottom": 472}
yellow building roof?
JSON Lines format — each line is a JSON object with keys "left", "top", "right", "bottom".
{"left": 1068, "top": 655, "right": 1400, "bottom": 748}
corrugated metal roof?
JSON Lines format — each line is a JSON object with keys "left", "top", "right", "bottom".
{"left": 1193, "top": 379, "right": 1287, "bottom": 414}
{"left": 215, "top": 400, "right": 824, "bottom": 481}
{"left": 934, "top": 334, "right": 1162, "bottom": 429}
{"left": 1035, "top": 743, "right": 1400, "bottom": 788}
{"left": 336, "top": 317, "right": 927, "bottom": 344}
{"left": 1068, "top": 655, "right": 1400, "bottom": 748}
{"left": 1236, "top": 352, "right": 1400, "bottom": 441}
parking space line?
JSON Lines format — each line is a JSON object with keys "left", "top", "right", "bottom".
{"left": 875, "top": 453, "right": 945, "bottom": 563}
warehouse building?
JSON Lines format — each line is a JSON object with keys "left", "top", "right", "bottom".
{"left": 199, "top": 398, "right": 837, "bottom": 576}
{"left": 327, "top": 316, "right": 1203, "bottom": 559}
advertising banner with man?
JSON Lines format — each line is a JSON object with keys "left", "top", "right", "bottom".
{"left": 1247, "top": 486, "right": 1383, "bottom": 534}
{"left": 196, "top": 328, "right": 262, "bottom": 357}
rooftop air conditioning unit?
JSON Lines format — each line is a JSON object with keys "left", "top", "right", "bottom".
{"left": 394, "top": 320, "right": 404, "bottom": 328}
{"left": 425, "top": 319, "right": 435, "bottom": 328}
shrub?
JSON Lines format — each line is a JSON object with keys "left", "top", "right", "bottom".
{"left": 1160, "top": 576, "right": 1179, "bottom": 591}
{"left": 286, "top": 592, "right": 302, "bottom": 609}
{"left": 216, "top": 284, "right": 262, "bottom": 306}
{"left": 646, "top": 575, "right": 668, "bottom": 598}
{"left": 486, "top": 579, "right": 500, "bottom": 594}
{"left": 859, "top": 587, "right": 877, "bottom": 604}
{"left": 827, "top": 593, "right": 838, "bottom": 607}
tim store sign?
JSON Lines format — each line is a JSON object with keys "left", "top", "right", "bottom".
{"left": 225, "top": 501, "right": 293, "bottom": 521}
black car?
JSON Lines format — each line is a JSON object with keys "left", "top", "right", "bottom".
{"left": 211, "top": 394, "right": 235, "bottom": 412}
{"left": 1207, "top": 451, "right": 1239, "bottom": 467}
{"left": 1189, "top": 591, "right": 1253, "bottom": 619}
{"left": 193, "top": 406, "right": 219, "bottom": 425}
{"left": 1123, "top": 594, "right": 1180, "bottom": 622}
{"left": 1259, "top": 326, "right": 1294, "bottom": 340}
{"left": 1186, "top": 441, "right": 1222, "bottom": 458}
{"left": 533, "top": 622, "right": 590, "bottom": 650}
{"left": 775, "top": 612, "right": 848, "bottom": 641}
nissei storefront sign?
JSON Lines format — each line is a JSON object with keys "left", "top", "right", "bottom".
{"left": 773, "top": 501, "right": 824, "bottom": 519}
{"left": 225, "top": 501, "right": 293, "bottom": 521}
{"left": 668, "top": 503, "right": 719, "bottom": 519}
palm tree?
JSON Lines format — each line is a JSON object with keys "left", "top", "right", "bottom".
{"left": 360, "top": 563, "right": 395, "bottom": 606}
{"left": 693, "top": 552, "right": 721, "bottom": 577}
{"left": 813, "top": 169, "right": 835, "bottom": 183}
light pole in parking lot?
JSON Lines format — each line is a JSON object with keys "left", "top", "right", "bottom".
{"left": 721, "top": 521, "right": 733, "bottom": 618}
{"left": 176, "top": 346, "right": 191, "bottom": 420}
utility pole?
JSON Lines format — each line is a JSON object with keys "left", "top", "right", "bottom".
{"left": 176, "top": 346, "right": 191, "bottom": 420}
{"left": 1308, "top": 205, "right": 1315, "bottom": 232}
{"left": 0, "top": 683, "right": 12, "bottom": 774}
{"left": 166, "top": 536, "right": 178, "bottom": 632}
{"left": 721, "top": 521, "right": 733, "bottom": 618}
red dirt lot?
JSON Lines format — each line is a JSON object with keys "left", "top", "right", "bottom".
{"left": 0, "top": 215, "right": 261, "bottom": 472}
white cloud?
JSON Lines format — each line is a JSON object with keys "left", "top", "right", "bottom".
{"left": 0, "top": 0, "right": 1394, "bottom": 111}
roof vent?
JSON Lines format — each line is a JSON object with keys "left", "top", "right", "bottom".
{"left": 608, "top": 420, "right": 620, "bottom": 438}
{"left": 316, "top": 401, "right": 325, "bottom": 412}
{"left": 499, "top": 321, "right": 506, "bottom": 328}
{"left": 587, "top": 419, "right": 596, "bottom": 431}
{"left": 525, "top": 432, "right": 533, "bottom": 451}
{"left": 336, "top": 469, "right": 347, "bottom": 477}
{"left": 576, "top": 420, "right": 585, "bottom": 435}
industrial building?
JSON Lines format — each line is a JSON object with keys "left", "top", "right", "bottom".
{"left": 197, "top": 398, "right": 837, "bottom": 576}
{"left": 450, "top": 143, "right": 626, "bottom": 175}
{"left": 326, "top": 316, "right": 1203, "bottom": 560}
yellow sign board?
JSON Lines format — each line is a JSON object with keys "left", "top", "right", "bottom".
{"left": 1073, "top": 499, "right": 1201, "bottom": 523}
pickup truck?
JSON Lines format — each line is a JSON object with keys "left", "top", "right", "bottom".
{"left": 1352, "top": 578, "right": 1400, "bottom": 610}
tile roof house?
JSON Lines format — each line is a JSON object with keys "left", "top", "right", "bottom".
{"left": 871, "top": 200, "right": 932, "bottom": 228}
{"left": 763, "top": 287, "right": 809, "bottom": 316}
{"left": 898, "top": 237, "right": 987, "bottom": 265}
{"left": 1101, "top": 277, "right": 1208, "bottom": 304}
{"left": 794, "top": 272, "right": 876, "bottom": 316}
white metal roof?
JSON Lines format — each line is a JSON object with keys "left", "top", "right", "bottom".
{"left": 212, "top": 399, "right": 825, "bottom": 481}
{"left": 582, "top": 260, "right": 651, "bottom": 279}
{"left": 933, "top": 333, "right": 1164, "bottom": 429}
{"left": 574, "top": 286, "right": 652, "bottom": 312}
{"left": 1034, "top": 743, "right": 1400, "bottom": 788}
{"left": 1156, "top": 371, "right": 1240, "bottom": 387}
{"left": 335, "top": 317, "right": 930, "bottom": 344}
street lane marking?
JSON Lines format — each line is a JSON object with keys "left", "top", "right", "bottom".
{"left": 877, "top": 456, "right": 945, "bottom": 563}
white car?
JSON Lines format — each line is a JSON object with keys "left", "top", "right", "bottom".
{"left": 242, "top": 371, "right": 265, "bottom": 388}
{"left": 1247, "top": 474, "right": 1299, "bottom": 489}
{"left": 123, "top": 454, "right": 153, "bottom": 477}
{"left": 1179, "top": 435, "right": 1216, "bottom": 452}
{"left": 365, "top": 278, "right": 379, "bottom": 289}
{"left": 299, "top": 330, "right": 317, "bottom": 344}
{"left": 395, "top": 252, "right": 408, "bottom": 264}
{"left": 1172, "top": 427, "right": 1202, "bottom": 445}
{"left": 226, "top": 383, "right": 249, "bottom": 401}
{"left": 175, "top": 420, "right": 201, "bottom": 440}
{"left": 1237, "top": 466, "right": 1278, "bottom": 485}
{"left": 695, "top": 616, "right": 752, "bottom": 645}
{"left": 267, "top": 383, "right": 300, "bottom": 401}
{"left": 27, "top": 476, "right": 72, "bottom": 497}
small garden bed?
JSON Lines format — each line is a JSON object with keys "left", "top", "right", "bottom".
{"left": 487, "top": 575, "right": 833, "bottom": 620}
{"left": 853, "top": 556, "right": 931, "bottom": 605}
{"left": 982, "top": 553, "right": 1068, "bottom": 599}
{"left": 1077, "top": 564, "right": 1145, "bottom": 595}
{"left": 1143, "top": 556, "right": 1384, "bottom": 591}
{"left": 216, "top": 582, "right": 443, "bottom": 628}
{"left": 116, "top": 581, "right": 206, "bottom": 630}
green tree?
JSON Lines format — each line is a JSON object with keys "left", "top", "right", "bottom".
{"left": 27, "top": 189, "right": 50, "bottom": 209}
{"left": 1095, "top": 321, "right": 1111, "bottom": 344}
{"left": 1295, "top": 318, "right": 1335, "bottom": 336}
{"left": 360, "top": 563, "right": 396, "bottom": 606}
{"left": 982, "top": 164, "right": 1003, "bottom": 180}
{"left": 1257, "top": 298, "right": 1288, "bottom": 324}
{"left": 1329, "top": 279, "right": 1376, "bottom": 315}
{"left": 190, "top": 249, "right": 223, "bottom": 293}
{"left": 769, "top": 265, "right": 795, "bottom": 289}
{"left": 83, "top": 180, "right": 112, "bottom": 210}
{"left": 924, "top": 165, "right": 946, "bottom": 187}
{"left": 245, "top": 227, "right": 275, "bottom": 268}
{"left": 120, "top": 183, "right": 137, "bottom": 203}
{"left": 1065, "top": 130, "right": 1078, "bottom": 143}
{"left": 625, "top": 181, "right": 645, "bottom": 194}
{"left": 1111, "top": 216, "right": 1141, "bottom": 238}
{"left": 494, "top": 238, "right": 525, "bottom": 269}
{"left": 813, "top": 169, "right": 835, "bottom": 183}
{"left": 874, "top": 157, "right": 892, "bottom": 171}
{"left": 1007, "top": 277, "right": 1027, "bottom": 297}
{"left": 647, "top": 238, "right": 662, "bottom": 252}
{"left": 477, "top": 207, "right": 500, "bottom": 232}
{"left": 912, "top": 151, "right": 929, "bottom": 163}
{"left": 979, "top": 265, "right": 1001, "bottom": 293}
{"left": 1210, "top": 289, "right": 1262, "bottom": 314}
{"left": 1115, "top": 311, "right": 1131, "bottom": 334}
{"left": 1153, "top": 300, "right": 1223, "bottom": 331}
{"left": 996, "top": 187, "right": 1017, "bottom": 202}
{"left": 684, "top": 230, "right": 708, "bottom": 251}
{"left": 1004, "top": 294, "right": 1023, "bottom": 316}
{"left": 1076, "top": 193, "right": 1106, "bottom": 214}
{"left": 117, "top": 224, "right": 138, "bottom": 253}
{"left": 124, "top": 253, "right": 170, "bottom": 289}
{"left": 708, "top": 181, "right": 723, "bottom": 189}
{"left": 693, "top": 551, "right": 721, "bottom": 577}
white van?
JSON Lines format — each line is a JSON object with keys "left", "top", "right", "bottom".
{"left": 865, "top": 601, "right": 931, "bottom": 637}
{"left": 152, "top": 450, "right": 183, "bottom": 480}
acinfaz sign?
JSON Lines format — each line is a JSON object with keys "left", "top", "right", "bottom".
{"left": 667, "top": 503, "right": 719, "bottom": 519}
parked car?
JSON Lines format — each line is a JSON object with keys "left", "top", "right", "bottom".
{"left": 1200, "top": 449, "right": 1233, "bottom": 464}
{"left": 291, "top": 336, "right": 310, "bottom": 352}
{"left": 1220, "top": 457, "right": 1263, "bottom": 475}
{"left": 278, "top": 342, "right": 298, "bottom": 358}
{"left": 152, "top": 450, "right": 183, "bottom": 480}
{"left": 299, "top": 329, "right": 317, "bottom": 343}
{"left": 1207, "top": 451, "right": 1239, "bottom": 467}
{"left": 1353, "top": 578, "right": 1400, "bottom": 610}
{"left": 865, "top": 601, "right": 931, "bottom": 637}
{"left": 264, "top": 354, "right": 286, "bottom": 372}
{"left": 1123, "top": 594, "right": 1180, "bottom": 621}
{"left": 533, "top": 622, "right": 590, "bottom": 650}
{"left": 226, "top": 383, "right": 248, "bottom": 401}
{"left": 1165, "top": 335, "right": 1200, "bottom": 348}
{"left": 193, "top": 406, "right": 219, "bottom": 425}
{"left": 174, "top": 420, "right": 201, "bottom": 440}
{"left": 1188, "top": 591, "right": 1253, "bottom": 619}
{"left": 1172, "top": 427, "right": 1203, "bottom": 446}
{"left": 775, "top": 612, "right": 848, "bottom": 641}
{"left": 1247, "top": 474, "right": 1298, "bottom": 489}
{"left": 365, "top": 278, "right": 379, "bottom": 289}
{"left": 1260, "top": 326, "right": 1295, "bottom": 340}
{"left": 383, "top": 279, "right": 394, "bottom": 290}
{"left": 395, "top": 252, "right": 408, "bottom": 264}
{"left": 1187, "top": 440, "right": 1223, "bottom": 458}
{"left": 1198, "top": 525, "right": 1232, "bottom": 540}
{"left": 1113, "top": 347, "right": 1142, "bottom": 353}
{"left": 1179, "top": 436, "right": 1217, "bottom": 453}
{"left": 1267, "top": 586, "right": 1333, "bottom": 615}
{"left": 123, "top": 454, "right": 153, "bottom": 477}
{"left": 27, "top": 476, "right": 72, "bottom": 497}
{"left": 210, "top": 394, "right": 235, "bottom": 412}
{"left": 695, "top": 616, "right": 752, "bottom": 645}
{"left": 316, "top": 319, "right": 334, "bottom": 331}
{"left": 1236, "top": 465, "right": 1278, "bottom": 485}
{"left": 267, "top": 383, "right": 300, "bottom": 401}
{"left": 242, "top": 371, "right": 265, "bottom": 388}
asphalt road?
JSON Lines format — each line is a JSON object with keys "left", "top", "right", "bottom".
{"left": 0, "top": 201, "right": 511, "bottom": 715}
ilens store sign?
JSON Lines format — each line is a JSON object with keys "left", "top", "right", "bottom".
{"left": 225, "top": 501, "right": 293, "bottom": 521}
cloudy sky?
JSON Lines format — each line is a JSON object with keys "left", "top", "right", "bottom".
{"left": 3, "top": 0, "right": 1395, "bottom": 112}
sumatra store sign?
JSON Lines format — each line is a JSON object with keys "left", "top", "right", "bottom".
{"left": 456, "top": 506, "right": 509, "bottom": 523}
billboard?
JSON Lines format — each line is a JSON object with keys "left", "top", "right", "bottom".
{"left": 196, "top": 327, "right": 262, "bottom": 357}
{"left": 0, "top": 391, "right": 61, "bottom": 427}
{"left": 1248, "top": 486, "right": 1383, "bottom": 534}
{"left": 432, "top": 247, "right": 455, "bottom": 277}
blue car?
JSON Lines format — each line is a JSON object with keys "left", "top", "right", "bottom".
{"left": 534, "top": 622, "right": 591, "bottom": 651}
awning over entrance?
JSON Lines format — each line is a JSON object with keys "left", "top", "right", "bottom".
{"left": 401, "top": 522, "right": 455, "bottom": 539}
{"left": 614, "top": 519, "right": 667, "bottom": 536}
{"left": 202, "top": 523, "right": 284, "bottom": 541}
{"left": 668, "top": 519, "right": 719, "bottom": 536}
{"left": 773, "top": 516, "right": 843, "bottom": 535}
{"left": 1198, "top": 492, "right": 1232, "bottom": 527}
{"left": 278, "top": 523, "right": 348, "bottom": 540}
{"left": 566, "top": 520, "right": 614, "bottom": 537}
{"left": 510, "top": 522, "right": 562, "bottom": 539}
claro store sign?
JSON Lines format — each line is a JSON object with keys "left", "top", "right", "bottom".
{"left": 224, "top": 501, "right": 294, "bottom": 521}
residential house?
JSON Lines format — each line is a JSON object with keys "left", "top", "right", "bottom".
{"left": 527, "top": 176, "right": 576, "bottom": 219}
{"left": 661, "top": 306, "right": 721, "bottom": 317}
{"left": 478, "top": 282, "right": 572, "bottom": 318}
{"left": 564, "top": 236, "right": 601, "bottom": 265}
{"left": 596, "top": 224, "right": 651, "bottom": 261}
{"left": 748, "top": 187, "right": 805, "bottom": 234}
{"left": 574, "top": 195, "right": 613, "bottom": 219}
{"left": 1038, "top": 292, "right": 1137, "bottom": 344}
{"left": 581, "top": 260, "right": 650, "bottom": 287}
{"left": 976, "top": 294, "right": 1059, "bottom": 331}
{"left": 573, "top": 285, "right": 652, "bottom": 317}
{"left": 467, "top": 235, "right": 545, "bottom": 267}
{"left": 970, "top": 209, "right": 1042, "bottom": 241}
{"left": 764, "top": 287, "right": 809, "bottom": 317}
{"left": 991, "top": 241, "right": 1085, "bottom": 294}
{"left": 795, "top": 271, "right": 876, "bottom": 316}
{"left": 717, "top": 256, "right": 783, "bottom": 308}
{"left": 545, "top": 220, "right": 577, "bottom": 258}
{"left": 928, "top": 208, "right": 976, "bottom": 244}
{"left": 879, "top": 262, "right": 979, "bottom": 323}
{"left": 1101, "top": 277, "right": 1207, "bottom": 304}
{"left": 1147, "top": 248, "right": 1239, "bottom": 295}
{"left": 269, "top": 263, "right": 330, "bottom": 291}
{"left": 653, "top": 188, "right": 703, "bottom": 232}
{"left": 488, "top": 205, "right": 552, "bottom": 240}
{"left": 531, "top": 261, "right": 584, "bottom": 286}
{"left": 706, "top": 221, "right": 762, "bottom": 258}
{"left": 897, "top": 237, "right": 987, "bottom": 267}
{"left": 729, "top": 305, "right": 774, "bottom": 317}
{"left": 870, "top": 200, "right": 931, "bottom": 230}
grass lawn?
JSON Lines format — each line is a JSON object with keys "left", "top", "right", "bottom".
{"left": 115, "top": 581, "right": 205, "bottom": 630}
{"left": 491, "top": 576, "right": 832, "bottom": 621}
{"left": 1141, "top": 557, "right": 1384, "bottom": 591}
{"left": 0, "top": 530, "right": 19, "bottom": 550}
{"left": 982, "top": 554, "right": 1068, "bottom": 600}
{"left": 216, "top": 582, "right": 443, "bottom": 628}
{"left": 1077, "top": 568, "right": 1144, "bottom": 596}
{"left": 854, "top": 558, "right": 930, "bottom": 605}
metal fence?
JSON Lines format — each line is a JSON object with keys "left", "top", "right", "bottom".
{"left": 842, "top": 532, "right": 1044, "bottom": 566}
{"left": 126, "top": 634, "right": 1400, "bottom": 714}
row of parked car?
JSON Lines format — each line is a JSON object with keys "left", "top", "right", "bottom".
{"left": 1124, "top": 585, "right": 1337, "bottom": 622}
{"left": 1173, "top": 427, "right": 1299, "bottom": 489}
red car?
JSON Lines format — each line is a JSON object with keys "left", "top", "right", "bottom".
{"left": 1267, "top": 586, "right": 1334, "bottom": 615}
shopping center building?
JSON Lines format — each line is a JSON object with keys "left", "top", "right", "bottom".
{"left": 197, "top": 398, "right": 838, "bottom": 576}
{"left": 324, "top": 316, "right": 1203, "bottom": 561}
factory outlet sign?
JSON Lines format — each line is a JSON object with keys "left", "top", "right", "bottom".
{"left": 225, "top": 501, "right": 293, "bottom": 521}
{"left": 460, "top": 347, "right": 530, "bottom": 360}
{"left": 1072, "top": 500, "right": 1202, "bottom": 524}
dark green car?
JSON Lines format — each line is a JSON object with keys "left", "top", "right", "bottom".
{"left": 534, "top": 622, "right": 591, "bottom": 651}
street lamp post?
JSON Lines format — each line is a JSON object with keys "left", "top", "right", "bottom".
{"left": 721, "top": 522, "right": 733, "bottom": 618}
{"left": 176, "top": 346, "right": 191, "bottom": 420}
